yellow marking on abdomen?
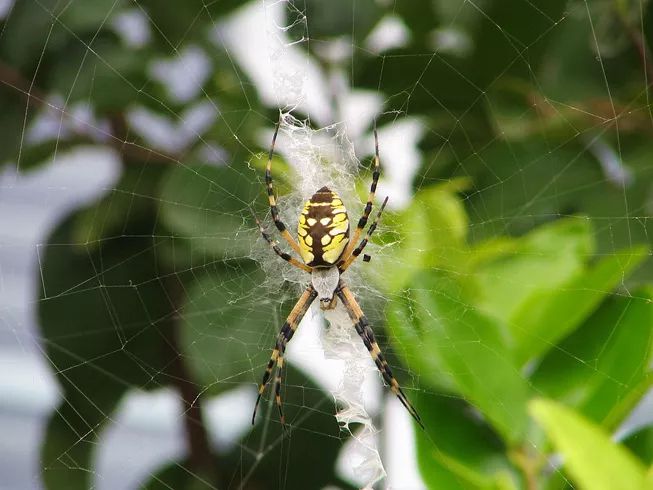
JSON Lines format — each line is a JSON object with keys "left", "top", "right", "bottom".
{"left": 297, "top": 187, "right": 350, "bottom": 266}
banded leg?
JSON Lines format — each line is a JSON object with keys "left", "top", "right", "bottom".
{"left": 265, "top": 118, "right": 303, "bottom": 256}
{"left": 253, "top": 211, "right": 312, "bottom": 273}
{"left": 252, "top": 285, "right": 318, "bottom": 425}
{"left": 336, "top": 282, "right": 424, "bottom": 428}
{"left": 339, "top": 125, "right": 381, "bottom": 264}
{"left": 339, "top": 196, "right": 388, "bottom": 272}
{"left": 274, "top": 355, "right": 286, "bottom": 425}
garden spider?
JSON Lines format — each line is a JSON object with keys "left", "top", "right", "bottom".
{"left": 252, "top": 120, "right": 423, "bottom": 429}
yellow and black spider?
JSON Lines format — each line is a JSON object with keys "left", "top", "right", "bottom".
{"left": 252, "top": 120, "right": 423, "bottom": 429}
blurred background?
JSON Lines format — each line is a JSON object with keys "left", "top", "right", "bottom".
{"left": 2, "top": 0, "right": 653, "bottom": 489}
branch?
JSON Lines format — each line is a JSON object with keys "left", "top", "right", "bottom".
{"left": 0, "top": 60, "right": 179, "bottom": 165}
{"left": 510, "top": 446, "right": 540, "bottom": 490}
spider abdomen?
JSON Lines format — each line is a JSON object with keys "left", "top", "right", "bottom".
{"left": 297, "top": 186, "right": 350, "bottom": 267}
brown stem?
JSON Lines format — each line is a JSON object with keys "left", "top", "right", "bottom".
{"left": 510, "top": 447, "right": 539, "bottom": 490}
{"left": 0, "top": 60, "right": 178, "bottom": 165}
{"left": 164, "top": 276, "right": 218, "bottom": 481}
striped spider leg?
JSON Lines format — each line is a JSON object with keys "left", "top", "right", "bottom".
{"left": 336, "top": 281, "right": 424, "bottom": 428}
{"left": 265, "top": 119, "right": 304, "bottom": 257}
{"left": 337, "top": 125, "right": 381, "bottom": 268}
{"left": 252, "top": 285, "right": 318, "bottom": 426}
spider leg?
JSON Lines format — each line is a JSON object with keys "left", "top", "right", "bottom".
{"left": 339, "top": 196, "right": 388, "bottom": 272}
{"left": 336, "top": 281, "right": 424, "bottom": 429}
{"left": 265, "top": 117, "right": 303, "bottom": 257}
{"left": 339, "top": 124, "right": 381, "bottom": 264}
{"left": 252, "top": 285, "right": 318, "bottom": 426}
{"left": 252, "top": 210, "right": 311, "bottom": 273}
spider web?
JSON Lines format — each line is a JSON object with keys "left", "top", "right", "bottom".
{"left": 0, "top": 0, "right": 652, "bottom": 489}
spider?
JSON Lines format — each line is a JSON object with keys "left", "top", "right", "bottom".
{"left": 251, "top": 119, "right": 423, "bottom": 430}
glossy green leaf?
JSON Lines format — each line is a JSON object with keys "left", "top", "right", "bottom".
{"left": 513, "top": 245, "right": 649, "bottom": 363}
{"left": 414, "top": 391, "right": 516, "bottom": 490}
{"left": 72, "top": 163, "right": 163, "bottom": 247}
{"left": 48, "top": 40, "right": 151, "bottom": 112}
{"left": 158, "top": 163, "right": 261, "bottom": 261}
{"left": 381, "top": 179, "right": 470, "bottom": 293}
{"left": 532, "top": 286, "right": 653, "bottom": 426}
{"left": 530, "top": 399, "right": 650, "bottom": 490}
{"left": 178, "top": 264, "right": 281, "bottom": 394}
{"left": 387, "top": 271, "right": 530, "bottom": 444}
{"left": 625, "top": 427, "right": 653, "bottom": 467}
{"left": 475, "top": 217, "right": 593, "bottom": 324}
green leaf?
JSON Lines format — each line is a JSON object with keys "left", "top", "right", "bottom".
{"left": 414, "top": 391, "right": 516, "bottom": 490}
{"left": 469, "top": 0, "right": 569, "bottom": 89}
{"left": 0, "top": 90, "right": 31, "bottom": 169}
{"left": 475, "top": 217, "right": 594, "bottom": 325}
{"left": 0, "top": 0, "right": 65, "bottom": 69}
{"left": 38, "top": 209, "right": 175, "bottom": 489}
{"left": 158, "top": 163, "right": 261, "bottom": 261}
{"left": 387, "top": 271, "right": 530, "bottom": 444}
{"left": 179, "top": 264, "right": 280, "bottom": 394}
{"left": 57, "top": 0, "right": 125, "bottom": 32}
{"left": 381, "top": 179, "right": 470, "bottom": 293}
{"left": 532, "top": 286, "right": 653, "bottom": 427}
{"left": 625, "top": 427, "right": 653, "bottom": 467}
{"left": 141, "top": 366, "right": 354, "bottom": 489}
{"left": 530, "top": 399, "right": 649, "bottom": 490}
{"left": 513, "top": 245, "right": 649, "bottom": 363}
{"left": 221, "top": 366, "right": 354, "bottom": 488}
{"left": 300, "top": 0, "right": 382, "bottom": 44}
{"left": 48, "top": 39, "right": 152, "bottom": 112}
{"left": 72, "top": 163, "right": 163, "bottom": 247}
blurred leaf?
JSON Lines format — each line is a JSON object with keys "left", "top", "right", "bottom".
{"left": 48, "top": 38, "right": 152, "bottom": 112}
{"left": 470, "top": 0, "right": 569, "bottom": 89}
{"left": 141, "top": 460, "right": 218, "bottom": 490}
{"left": 13, "top": 138, "right": 87, "bottom": 173}
{"left": 414, "top": 391, "right": 516, "bottom": 490}
{"left": 458, "top": 139, "right": 653, "bottom": 280}
{"left": 219, "top": 365, "right": 354, "bottom": 489}
{"left": 531, "top": 286, "right": 653, "bottom": 426}
{"left": 387, "top": 271, "right": 530, "bottom": 444}
{"left": 537, "top": 3, "right": 607, "bottom": 102}
{"left": 179, "top": 264, "right": 278, "bottom": 394}
{"left": 486, "top": 80, "right": 586, "bottom": 142}
{"left": 475, "top": 217, "right": 593, "bottom": 324}
{"left": 381, "top": 179, "right": 470, "bottom": 293}
{"left": 142, "top": 366, "right": 353, "bottom": 489}
{"left": 38, "top": 209, "right": 176, "bottom": 489}
{"left": 302, "top": 0, "right": 382, "bottom": 44}
{"left": 625, "top": 427, "right": 653, "bottom": 466}
{"left": 512, "top": 245, "right": 648, "bottom": 363}
{"left": 136, "top": 0, "right": 244, "bottom": 47}
{"left": 0, "top": 89, "right": 30, "bottom": 168}
{"left": 57, "top": 0, "right": 125, "bottom": 32}
{"left": 530, "top": 399, "right": 649, "bottom": 490}
{"left": 0, "top": 0, "right": 65, "bottom": 69}
{"left": 73, "top": 163, "right": 163, "bottom": 247}
{"left": 158, "top": 163, "right": 261, "bottom": 261}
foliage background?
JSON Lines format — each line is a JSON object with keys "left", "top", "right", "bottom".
{"left": 1, "top": 0, "right": 653, "bottom": 488}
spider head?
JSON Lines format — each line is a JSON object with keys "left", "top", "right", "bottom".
{"left": 311, "top": 267, "right": 340, "bottom": 311}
